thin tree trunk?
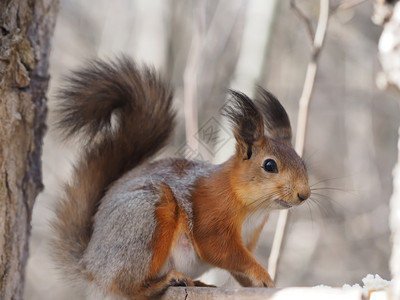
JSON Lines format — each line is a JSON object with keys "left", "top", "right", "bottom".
{"left": 0, "top": 1, "right": 58, "bottom": 299}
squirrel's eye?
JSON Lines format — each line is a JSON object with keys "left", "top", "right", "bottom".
{"left": 262, "top": 159, "right": 278, "bottom": 173}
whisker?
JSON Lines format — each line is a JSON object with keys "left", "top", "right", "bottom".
{"left": 242, "top": 189, "right": 292, "bottom": 213}
{"left": 247, "top": 192, "right": 281, "bottom": 211}
{"left": 311, "top": 192, "right": 333, "bottom": 199}
{"left": 306, "top": 201, "right": 315, "bottom": 227}
{"left": 310, "top": 193, "right": 345, "bottom": 211}
{"left": 309, "top": 175, "right": 352, "bottom": 188}
{"left": 311, "top": 187, "right": 356, "bottom": 196}
{"left": 308, "top": 197, "right": 333, "bottom": 217}
{"left": 232, "top": 190, "right": 282, "bottom": 216}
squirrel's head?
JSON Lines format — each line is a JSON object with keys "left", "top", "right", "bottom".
{"left": 223, "top": 88, "right": 310, "bottom": 210}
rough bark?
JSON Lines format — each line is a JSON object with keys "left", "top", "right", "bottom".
{"left": 0, "top": 0, "right": 58, "bottom": 299}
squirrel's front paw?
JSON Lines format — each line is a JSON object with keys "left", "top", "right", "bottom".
{"left": 166, "top": 270, "right": 194, "bottom": 287}
{"left": 233, "top": 270, "right": 275, "bottom": 288}
{"left": 259, "top": 278, "right": 275, "bottom": 288}
{"left": 251, "top": 270, "right": 275, "bottom": 288}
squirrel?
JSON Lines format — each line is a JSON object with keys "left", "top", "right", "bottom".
{"left": 51, "top": 56, "right": 311, "bottom": 299}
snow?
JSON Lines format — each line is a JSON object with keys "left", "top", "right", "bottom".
{"left": 315, "top": 274, "right": 392, "bottom": 300}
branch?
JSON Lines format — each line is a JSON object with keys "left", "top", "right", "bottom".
{"left": 333, "top": 0, "right": 369, "bottom": 14}
{"left": 183, "top": 1, "right": 205, "bottom": 152}
{"left": 268, "top": 0, "right": 330, "bottom": 282}
{"left": 290, "top": 0, "right": 315, "bottom": 45}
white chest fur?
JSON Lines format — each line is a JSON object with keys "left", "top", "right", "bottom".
{"left": 241, "top": 210, "right": 269, "bottom": 248}
{"left": 161, "top": 233, "right": 211, "bottom": 279}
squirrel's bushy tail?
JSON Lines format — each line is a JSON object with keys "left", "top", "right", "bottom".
{"left": 51, "top": 56, "right": 175, "bottom": 281}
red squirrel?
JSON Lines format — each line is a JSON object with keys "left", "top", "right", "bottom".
{"left": 51, "top": 56, "right": 311, "bottom": 299}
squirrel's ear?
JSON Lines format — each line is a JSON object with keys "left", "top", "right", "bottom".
{"left": 256, "top": 88, "right": 292, "bottom": 146}
{"left": 222, "top": 90, "right": 264, "bottom": 159}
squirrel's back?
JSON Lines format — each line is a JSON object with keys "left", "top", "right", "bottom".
{"left": 51, "top": 56, "right": 175, "bottom": 283}
{"left": 82, "top": 158, "right": 217, "bottom": 294}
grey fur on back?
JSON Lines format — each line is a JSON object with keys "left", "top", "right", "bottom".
{"left": 83, "top": 158, "right": 217, "bottom": 291}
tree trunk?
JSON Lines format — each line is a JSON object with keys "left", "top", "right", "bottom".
{"left": 0, "top": 0, "right": 58, "bottom": 299}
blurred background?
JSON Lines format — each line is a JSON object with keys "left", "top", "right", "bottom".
{"left": 24, "top": 0, "right": 400, "bottom": 299}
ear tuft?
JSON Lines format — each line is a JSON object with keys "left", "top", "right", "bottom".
{"left": 222, "top": 90, "right": 264, "bottom": 159}
{"left": 256, "top": 88, "right": 292, "bottom": 145}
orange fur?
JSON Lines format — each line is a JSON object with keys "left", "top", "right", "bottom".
{"left": 191, "top": 159, "right": 274, "bottom": 287}
{"left": 148, "top": 184, "right": 186, "bottom": 277}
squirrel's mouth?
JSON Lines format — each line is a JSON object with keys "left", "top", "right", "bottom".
{"left": 275, "top": 199, "right": 292, "bottom": 208}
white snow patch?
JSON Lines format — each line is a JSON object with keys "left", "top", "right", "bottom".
{"left": 315, "top": 274, "right": 392, "bottom": 299}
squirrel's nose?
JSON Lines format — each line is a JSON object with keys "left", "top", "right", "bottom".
{"left": 297, "top": 187, "right": 311, "bottom": 202}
